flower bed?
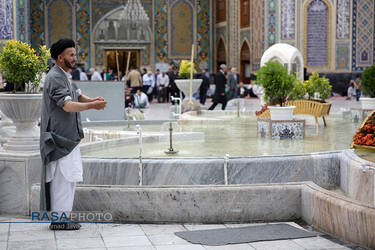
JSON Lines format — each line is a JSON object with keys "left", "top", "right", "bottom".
{"left": 351, "top": 110, "right": 375, "bottom": 149}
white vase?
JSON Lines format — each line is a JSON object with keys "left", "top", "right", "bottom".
{"left": 268, "top": 105, "right": 296, "bottom": 120}
{"left": 175, "top": 79, "right": 203, "bottom": 104}
{"left": 0, "top": 93, "right": 42, "bottom": 151}
{"left": 360, "top": 97, "right": 375, "bottom": 110}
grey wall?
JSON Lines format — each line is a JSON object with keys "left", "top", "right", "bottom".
{"left": 76, "top": 81, "right": 125, "bottom": 121}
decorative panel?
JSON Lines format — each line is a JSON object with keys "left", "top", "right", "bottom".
{"left": 76, "top": 0, "right": 90, "bottom": 67}
{"left": 336, "top": 41, "right": 350, "bottom": 71}
{"left": 336, "top": 0, "right": 350, "bottom": 39}
{"left": 30, "top": 0, "right": 44, "bottom": 48}
{"left": 16, "top": 0, "right": 30, "bottom": 43}
{"left": 0, "top": 0, "right": 14, "bottom": 40}
{"left": 265, "top": 0, "right": 277, "bottom": 47}
{"left": 155, "top": 0, "right": 168, "bottom": 63}
{"left": 304, "top": 0, "right": 331, "bottom": 68}
{"left": 251, "top": 0, "right": 264, "bottom": 71}
{"left": 196, "top": 0, "right": 210, "bottom": 71}
{"left": 352, "top": 0, "right": 374, "bottom": 70}
{"left": 48, "top": 0, "right": 72, "bottom": 45}
{"left": 281, "top": 0, "right": 295, "bottom": 40}
{"left": 169, "top": 0, "right": 194, "bottom": 57}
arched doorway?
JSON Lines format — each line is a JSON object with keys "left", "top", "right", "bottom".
{"left": 216, "top": 38, "right": 226, "bottom": 71}
{"left": 240, "top": 41, "right": 251, "bottom": 84}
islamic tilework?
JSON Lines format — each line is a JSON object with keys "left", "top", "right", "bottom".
{"left": 95, "top": 43, "right": 150, "bottom": 66}
{"left": 230, "top": 1, "right": 239, "bottom": 67}
{"left": 169, "top": 0, "right": 194, "bottom": 57}
{"left": 336, "top": 0, "right": 349, "bottom": 39}
{"left": 216, "top": 26, "right": 226, "bottom": 44}
{"left": 352, "top": 0, "right": 374, "bottom": 70}
{"left": 91, "top": 0, "right": 152, "bottom": 29}
{"left": 240, "top": 29, "right": 250, "bottom": 46}
{"left": 155, "top": 0, "right": 168, "bottom": 64}
{"left": 48, "top": 0, "right": 73, "bottom": 46}
{"left": 16, "top": 0, "right": 30, "bottom": 43}
{"left": 336, "top": 42, "right": 350, "bottom": 70}
{"left": 281, "top": 0, "right": 295, "bottom": 40}
{"left": 0, "top": 0, "right": 13, "bottom": 40}
{"left": 251, "top": 0, "right": 264, "bottom": 71}
{"left": 30, "top": 0, "right": 44, "bottom": 49}
{"left": 304, "top": 0, "right": 331, "bottom": 68}
{"left": 76, "top": 0, "right": 90, "bottom": 67}
{"left": 168, "top": 0, "right": 194, "bottom": 6}
{"left": 265, "top": 0, "right": 277, "bottom": 48}
{"left": 196, "top": 0, "right": 210, "bottom": 71}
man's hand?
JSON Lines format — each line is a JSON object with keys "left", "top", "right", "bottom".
{"left": 90, "top": 100, "right": 107, "bottom": 110}
{"left": 93, "top": 96, "right": 105, "bottom": 102}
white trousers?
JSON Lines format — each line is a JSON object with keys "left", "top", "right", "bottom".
{"left": 50, "top": 164, "right": 76, "bottom": 213}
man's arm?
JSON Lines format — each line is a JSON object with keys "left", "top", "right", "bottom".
{"left": 63, "top": 99, "right": 107, "bottom": 112}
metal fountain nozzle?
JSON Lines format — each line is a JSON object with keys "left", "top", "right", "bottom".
{"left": 136, "top": 125, "right": 141, "bottom": 134}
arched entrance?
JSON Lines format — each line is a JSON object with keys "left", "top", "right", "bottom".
{"left": 216, "top": 38, "right": 226, "bottom": 71}
{"left": 240, "top": 41, "right": 251, "bottom": 84}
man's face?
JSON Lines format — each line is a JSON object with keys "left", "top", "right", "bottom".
{"left": 232, "top": 68, "right": 237, "bottom": 74}
{"left": 61, "top": 48, "right": 76, "bottom": 70}
{"left": 137, "top": 90, "right": 142, "bottom": 95}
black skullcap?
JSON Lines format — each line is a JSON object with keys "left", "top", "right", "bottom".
{"left": 50, "top": 38, "right": 75, "bottom": 60}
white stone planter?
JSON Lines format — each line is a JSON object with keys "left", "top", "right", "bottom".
{"left": 175, "top": 79, "right": 203, "bottom": 104}
{"left": 268, "top": 105, "right": 296, "bottom": 120}
{"left": 0, "top": 93, "right": 42, "bottom": 151}
{"left": 360, "top": 97, "right": 375, "bottom": 110}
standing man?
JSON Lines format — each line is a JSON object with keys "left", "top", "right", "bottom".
{"left": 90, "top": 68, "right": 103, "bottom": 81}
{"left": 142, "top": 70, "right": 155, "bottom": 101}
{"left": 199, "top": 69, "right": 210, "bottom": 105}
{"left": 227, "top": 67, "right": 238, "bottom": 100}
{"left": 125, "top": 66, "right": 143, "bottom": 93}
{"left": 157, "top": 71, "right": 169, "bottom": 103}
{"left": 208, "top": 64, "right": 228, "bottom": 110}
{"left": 40, "top": 38, "right": 107, "bottom": 230}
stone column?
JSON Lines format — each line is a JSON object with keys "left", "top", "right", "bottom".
{"left": 226, "top": 1, "right": 239, "bottom": 69}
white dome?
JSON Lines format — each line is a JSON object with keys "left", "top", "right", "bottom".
{"left": 260, "top": 43, "right": 304, "bottom": 79}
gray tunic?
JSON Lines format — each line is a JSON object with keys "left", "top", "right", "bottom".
{"left": 39, "top": 65, "right": 84, "bottom": 211}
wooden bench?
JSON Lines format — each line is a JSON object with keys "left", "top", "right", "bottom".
{"left": 257, "top": 100, "right": 332, "bottom": 126}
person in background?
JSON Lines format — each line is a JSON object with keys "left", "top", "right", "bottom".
{"left": 0, "top": 71, "right": 4, "bottom": 91}
{"left": 154, "top": 69, "right": 160, "bottom": 100}
{"left": 351, "top": 74, "right": 362, "bottom": 101}
{"left": 141, "top": 68, "right": 147, "bottom": 77}
{"left": 71, "top": 67, "right": 80, "bottom": 80}
{"left": 125, "top": 66, "right": 142, "bottom": 93}
{"left": 107, "top": 68, "right": 115, "bottom": 80}
{"left": 100, "top": 68, "right": 107, "bottom": 80}
{"left": 347, "top": 81, "right": 356, "bottom": 100}
{"left": 90, "top": 68, "right": 103, "bottom": 81}
{"left": 157, "top": 71, "right": 169, "bottom": 103}
{"left": 237, "top": 82, "right": 248, "bottom": 98}
{"left": 133, "top": 88, "right": 150, "bottom": 108}
{"left": 208, "top": 64, "right": 227, "bottom": 110}
{"left": 142, "top": 70, "right": 154, "bottom": 102}
{"left": 199, "top": 69, "right": 210, "bottom": 105}
{"left": 248, "top": 80, "right": 259, "bottom": 98}
{"left": 227, "top": 66, "right": 238, "bottom": 100}
{"left": 78, "top": 68, "right": 88, "bottom": 81}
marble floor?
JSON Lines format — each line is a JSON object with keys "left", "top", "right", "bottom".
{"left": 0, "top": 215, "right": 364, "bottom": 250}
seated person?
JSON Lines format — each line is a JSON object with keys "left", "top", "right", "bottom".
{"left": 236, "top": 82, "right": 248, "bottom": 98}
{"left": 248, "top": 80, "right": 259, "bottom": 98}
{"left": 347, "top": 82, "right": 356, "bottom": 100}
{"left": 133, "top": 89, "right": 150, "bottom": 108}
{"left": 206, "top": 88, "right": 213, "bottom": 99}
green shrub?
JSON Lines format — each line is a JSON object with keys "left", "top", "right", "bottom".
{"left": 362, "top": 65, "right": 375, "bottom": 98}
{"left": 255, "top": 61, "right": 295, "bottom": 106}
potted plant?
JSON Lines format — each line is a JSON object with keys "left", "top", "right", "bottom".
{"left": 360, "top": 65, "right": 375, "bottom": 109}
{"left": 255, "top": 61, "right": 296, "bottom": 120}
{"left": 351, "top": 110, "right": 375, "bottom": 149}
{"left": 174, "top": 60, "right": 202, "bottom": 104}
{"left": 0, "top": 39, "right": 50, "bottom": 151}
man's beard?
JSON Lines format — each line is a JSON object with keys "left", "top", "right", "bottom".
{"left": 64, "top": 59, "right": 75, "bottom": 69}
